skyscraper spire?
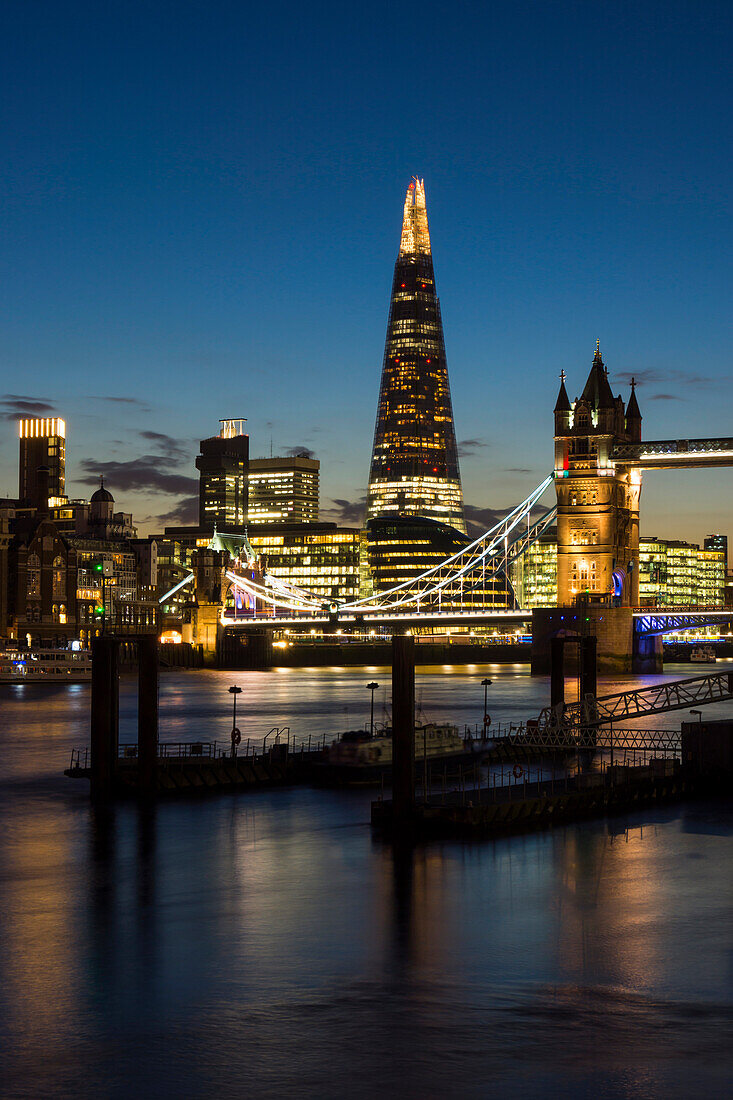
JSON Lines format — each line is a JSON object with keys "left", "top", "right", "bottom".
{"left": 399, "top": 178, "right": 431, "bottom": 256}
{"left": 367, "top": 179, "right": 465, "bottom": 533}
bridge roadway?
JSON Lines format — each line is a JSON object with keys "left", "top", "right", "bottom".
{"left": 223, "top": 606, "right": 733, "bottom": 633}
{"left": 224, "top": 608, "right": 533, "bottom": 630}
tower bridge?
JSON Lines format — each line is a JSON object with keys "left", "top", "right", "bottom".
{"left": 213, "top": 183, "right": 733, "bottom": 667}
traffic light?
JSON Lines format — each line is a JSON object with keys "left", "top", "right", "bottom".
{"left": 91, "top": 558, "right": 113, "bottom": 577}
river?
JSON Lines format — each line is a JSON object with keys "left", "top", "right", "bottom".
{"left": 0, "top": 664, "right": 731, "bottom": 1098}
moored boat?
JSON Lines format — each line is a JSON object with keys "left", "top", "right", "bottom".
{"left": 690, "top": 644, "right": 716, "bottom": 663}
{"left": 0, "top": 646, "right": 93, "bottom": 683}
{"left": 314, "top": 720, "right": 479, "bottom": 786}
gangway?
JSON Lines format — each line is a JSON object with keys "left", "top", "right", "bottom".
{"left": 538, "top": 670, "right": 733, "bottom": 730}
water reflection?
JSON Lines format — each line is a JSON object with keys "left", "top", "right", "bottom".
{"left": 0, "top": 667, "right": 731, "bottom": 1097}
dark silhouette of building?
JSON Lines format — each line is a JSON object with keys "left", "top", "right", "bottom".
{"left": 196, "top": 419, "right": 249, "bottom": 532}
{"left": 367, "top": 179, "right": 465, "bottom": 534}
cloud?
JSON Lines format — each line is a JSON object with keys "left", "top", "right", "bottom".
{"left": 613, "top": 370, "right": 666, "bottom": 387}
{"left": 78, "top": 456, "right": 197, "bottom": 497}
{"left": 138, "top": 430, "right": 189, "bottom": 461}
{"left": 614, "top": 369, "right": 726, "bottom": 391}
{"left": 91, "top": 395, "right": 151, "bottom": 409}
{"left": 648, "top": 393, "right": 683, "bottom": 401}
{"left": 0, "top": 394, "right": 57, "bottom": 421}
{"left": 283, "top": 446, "right": 316, "bottom": 459}
{"left": 148, "top": 494, "right": 200, "bottom": 529}
{"left": 503, "top": 467, "right": 532, "bottom": 473}
{"left": 457, "top": 438, "right": 489, "bottom": 457}
{"left": 323, "top": 496, "right": 367, "bottom": 525}
{"left": 464, "top": 501, "right": 552, "bottom": 539}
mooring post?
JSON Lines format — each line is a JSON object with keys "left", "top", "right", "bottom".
{"left": 137, "top": 634, "right": 159, "bottom": 795}
{"left": 550, "top": 636, "right": 565, "bottom": 713}
{"left": 91, "top": 636, "right": 119, "bottom": 801}
{"left": 392, "top": 633, "right": 415, "bottom": 824}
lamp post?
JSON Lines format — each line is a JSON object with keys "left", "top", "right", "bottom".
{"left": 690, "top": 709, "right": 703, "bottom": 724}
{"left": 229, "top": 685, "right": 243, "bottom": 757}
{"left": 367, "top": 681, "right": 379, "bottom": 738}
{"left": 481, "top": 678, "right": 492, "bottom": 732}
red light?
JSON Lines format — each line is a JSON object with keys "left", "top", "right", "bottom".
{"left": 433, "top": 468, "right": 438, "bottom": 473}
{"left": 401, "top": 283, "right": 405, "bottom": 288}
{"left": 426, "top": 358, "right": 431, "bottom": 363}
{"left": 408, "top": 182, "right": 414, "bottom": 189}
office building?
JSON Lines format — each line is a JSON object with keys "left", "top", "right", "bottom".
{"left": 196, "top": 419, "right": 249, "bottom": 532}
{"left": 511, "top": 530, "right": 558, "bottom": 609}
{"left": 366, "top": 516, "right": 512, "bottom": 610}
{"left": 248, "top": 456, "right": 319, "bottom": 524}
{"left": 18, "top": 417, "right": 66, "bottom": 509}
{"left": 245, "top": 523, "right": 362, "bottom": 608}
{"left": 638, "top": 538, "right": 725, "bottom": 607}
{"left": 704, "top": 533, "right": 728, "bottom": 571}
{"left": 366, "top": 179, "right": 465, "bottom": 533}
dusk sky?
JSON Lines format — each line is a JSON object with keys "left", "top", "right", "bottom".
{"left": 2, "top": 1, "right": 731, "bottom": 541}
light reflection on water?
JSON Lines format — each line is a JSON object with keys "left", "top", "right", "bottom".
{"left": 0, "top": 664, "right": 732, "bottom": 1099}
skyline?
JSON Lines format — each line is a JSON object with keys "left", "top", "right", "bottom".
{"left": 1, "top": 1, "right": 732, "bottom": 542}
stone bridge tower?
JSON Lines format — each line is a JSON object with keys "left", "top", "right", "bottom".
{"left": 553, "top": 344, "right": 642, "bottom": 607}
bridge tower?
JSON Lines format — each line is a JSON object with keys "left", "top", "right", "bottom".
{"left": 554, "top": 344, "right": 642, "bottom": 607}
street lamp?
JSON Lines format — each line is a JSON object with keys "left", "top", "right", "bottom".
{"left": 229, "top": 685, "right": 243, "bottom": 756}
{"left": 367, "top": 681, "right": 379, "bottom": 738}
{"left": 690, "top": 709, "right": 703, "bottom": 724}
{"left": 481, "top": 678, "right": 492, "bottom": 731}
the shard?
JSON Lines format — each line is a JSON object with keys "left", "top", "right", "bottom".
{"left": 366, "top": 178, "right": 466, "bottom": 534}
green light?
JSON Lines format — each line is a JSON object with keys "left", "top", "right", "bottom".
{"left": 93, "top": 561, "right": 103, "bottom": 573}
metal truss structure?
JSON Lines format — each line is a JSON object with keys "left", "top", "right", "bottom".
{"left": 612, "top": 437, "right": 733, "bottom": 469}
{"left": 227, "top": 474, "right": 556, "bottom": 616}
{"left": 496, "top": 726, "right": 682, "bottom": 753}
{"left": 537, "top": 670, "right": 733, "bottom": 730}
{"left": 634, "top": 609, "right": 733, "bottom": 636}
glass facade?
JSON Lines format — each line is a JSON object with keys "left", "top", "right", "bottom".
{"left": 367, "top": 516, "right": 512, "bottom": 610}
{"left": 367, "top": 180, "right": 465, "bottom": 533}
{"left": 246, "top": 524, "right": 362, "bottom": 606}
{"left": 511, "top": 531, "right": 558, "bottom": 609}
{"left": 638, "top": 538, "right": 725, "bottom": 607}
{"left": 248, "top": 457, "right": 319, "bottom": 524}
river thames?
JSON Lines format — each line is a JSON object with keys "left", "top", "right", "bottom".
{"left": 1, "top": 664, "right": 732, "bottom": 1099}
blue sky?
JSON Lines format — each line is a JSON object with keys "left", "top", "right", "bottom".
{"left": 1, "top": 0, "right": 731, "bottom": 541}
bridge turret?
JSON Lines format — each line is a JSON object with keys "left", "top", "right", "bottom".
{"left": 554, "top": 370, "right": 571, "bottom": 434}
{"left": 554, "top": 342, "right": 641, "bottom": 607}
{"left": 625, "top": 378, "right": 642, "bottom": 442}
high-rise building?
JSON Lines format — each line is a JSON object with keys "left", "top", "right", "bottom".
{"left": 248, "top": 456, "right": 319, "bottom": 524}
{"left": 18, "top": 417, "right": 66, "bottom": 509}
{"left": 367, "top": 179, "right": 465, "bottom": 534}
{"left": 196, "top": 419, "right": 249, "bottom": 532}
{"left": 704, "top": 533, "right": 728, "bottom": 571}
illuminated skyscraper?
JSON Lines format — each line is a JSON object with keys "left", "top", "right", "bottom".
{"left": 18, "top": 417, "right": 66, "bottom": 508}
{"left": 196, "top": 419, "right": 249, "bottom": 532}
{"left": 367, "top": 179, "right": 466, "bottom": 533}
